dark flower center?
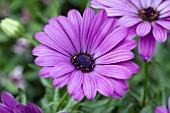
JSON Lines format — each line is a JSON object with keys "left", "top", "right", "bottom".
{"left": 71, "top": 51, "right": 95, "bottom": 73}
{"left": 139, "top": 7, "right": 159, "bottom": 22}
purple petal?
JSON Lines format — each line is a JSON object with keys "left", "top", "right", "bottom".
{"left": 115, "top": 61, "right": 140, "bottom": 74}
{"left": 68, "top": 71, "right": 83, "bottom": 95}
{"left": 35, "top": 55, "right": 69, "bottom": 67}
{"left": 68, "top": 9, "right": 82, "bottom": 51}
{"left": 168, "top": 97, "right": 170, "bottom": 112}
{"left": 126, "top": 26, "right": 137, "bottom": 39}
{"left": 90, "top": 18, "right": 116, "bottom": 54}
{"left": 0, "top": 104, "right": 12, "bottom": 113}
{"left": 80, "top": 8, "right": 95, "bottom": 51}
{"left": 152, "top": 23, "right": 167, "bottom": 43}
{"left": 32, "top": 44, "right": 62, "bottom": 57}
{"left": 49, "top": 63, "right": 75, "bottom": 78}
{"left": 139, "top": 0, "right": 146, "bottom": 7}
{"left": 157, "top": 1, "right": 170, "bottom": 14}
{"left": 86, "top": 9, "right": 107, "bottom": 52}
{"left": 53, "top": 73, "right": 70, "bottom": 88}
{"left": 136, "top": 22, "right": 151, "bottom": 36}
{"left": 43, "top": 24, "right": 76, "bottom": 55}
{"left": 110, "top": 79, "right": 128, "bottom": 98}
{"left": 151, "top": 0, "right": 162, "bottom": 8}
{"left": 129, "top": 0, "right": 141, "bottom": 10}
{"left": 1, "top": 91, "right": 19, "bottom": 110}
{"left": 113, "top": 39, "right": 137, "bottom": 51}
{"left": 118, "top": 16, "right": 141, "bottom": 27}
{"left": 95, "top": 0, "right": 138, "bottom": 14}
{"left": 14, "top": 104, "right": 42, "bottom": 113}
{"left": 95, "top": 65, "right": 132, "bottom": 79}
{"left": 156, "top": 20, "right": 170, "bottom": 30}
{"left": 56, "top": 16, "right": 80, "bottom": 52}
{"left": 83, "top": 74, "right": 97, "bottom": 100}
{"left": 72, "top": 87, "right": 84, "bottom": 101}
{"left": 92, "top": 72, "right": 114, "bottom": 96}
{"left": 90, "top": 0, "right": 110, "bottom": 9}
{"left": 94, "top": 27, "right": 128, "bottom": 58}
{"left": 138, "top": 33, "right": 156, "bottom": 62}
{"left": 34, "top": 32, "right": 70, "bottom": 57}
{"left": 96, "top": 50, "right": 134, "bottom": 64}
{"left": 155, "top": 106, "right": 168, "bottom": 113}
{"left": 39, "top": 67, "right": 52, "bottom": 78}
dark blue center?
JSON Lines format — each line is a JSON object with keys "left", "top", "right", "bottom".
{"left": 144, "top": 7, "right": 156, "bottom": 19}
{"left": 72, "top": 52, "right": 95, "bottom": 73}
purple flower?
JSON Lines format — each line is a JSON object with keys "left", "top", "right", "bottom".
{"left": 155, "top": 97, "right": 170, "bottom": 113}
{"left": 0, "top": 91, "right": 42, "bottom": 113}
{"left": 33, "top": 8, "right": 139, "bottom": 101}
{"left": 91, "top": 0, "right": 170, "bottom": 62}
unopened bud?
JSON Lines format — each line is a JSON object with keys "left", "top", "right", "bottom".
{"left": 0, "top": 18, "right": 25, "bottom": 38}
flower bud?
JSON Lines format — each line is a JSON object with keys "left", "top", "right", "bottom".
{"left": 0, "top": 18, "right": 25, "bottom": 38}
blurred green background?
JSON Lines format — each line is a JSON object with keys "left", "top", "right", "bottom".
{"left": 0, "top": 0, "right": 170, "bottom": 113}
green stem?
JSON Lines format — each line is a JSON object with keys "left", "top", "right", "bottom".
{"left": 86, "top": 0, "right": 90, "bottom": 8}
{"left": 52, "top": 0, "right": 58, "bottom": 17}
{"left": 56, "top": 91, "right": 68, "bottom": 112}
{"left": 142, "top": 62, "right": 148, "bottom": 107}
{"left": 22, "top": 34, "right": 38, "bottom": 47}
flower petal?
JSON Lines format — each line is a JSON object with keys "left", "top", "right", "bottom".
{"left": 94, "top": 27, "right": 127, "bottom": 58}
{"left": 43, "top": 24, "right": 76, "bottom": 55}
{"left": 86, "top": 9, "right": 107, "bottom": 52}
{"left": 118, "top": 16, "right": 141, "bottom": 27}
{"left": 156, "top": 20, "right": 170, "bottom": 30}
{"left": 1, "top": 91, "right": 19, "bottom": 110}
{"left": 110, "top": 79, "right": 128, "bottom": 98}
{"left": 90, "top": 18, "right": 116, "bottom": 54}
{"left": 126, "top": 26, "right": 137, "bottom": 39}
{"left": 138, "top": 33, "right": 156, "bottom": 62}
{"left": 68, "top": 71, "right": 83, "bottom": 95}
{"left": 152, "top": 23, "right": 167, "bottom": 43}
{"left": 35, "top": 55, "right": 69, "bottom": 67}
{"left": 80, "top": 8, "right": 95, "bottom": 51}
{"left": 14, "top": 104, "right": 42, "bottom": 113}
{"left": 0, "top": 104, "right": 12, "bottom": 113}
{"left": 95, "top": 65, "right": 132, "bottom": 79}
{"left": 49, "top": 63, "right": 75, "bottom": 78}
{"left": 96, "top": 50, "right": 134, "bottom": 64}
{"left": 113, "top": 39, "right": 137, "bottom": 51}
{"left": 68, "top": 9, "right": 82, "bottom": 33}
{"left": 53, "top": 73, "right": 70, "bottom": 88}
{"left": 155, "top": 106, "right": 168, "bottom": 113}
{"left": 136, "top": 22, "right": 151, "bottom": 36}
{"left": 32, "top": 44, "right": 62, "bottom": 57}
{"left": 115, "top": 61, "right": 140, "bottom": 74}
{"left": 34, "top": 32, "right": 70, "bottom": 57}
{"left": 56, "top": 16, "right": 80, "bottom": 52}
{"left": 168, "top": 97, "right": 170, "bottom": 113}
{"left": 93, "top": 72, "right": 113, "bottom": 96}
{"left": 39, "top": 67, "right": 53, "bottom": 78}
{"left": 83, "top": 74, "right": 97, "bottom": 100}
{"left": 72, "top": 87, "right": 84, "bottom": 101}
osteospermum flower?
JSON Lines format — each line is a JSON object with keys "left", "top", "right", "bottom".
{"left": 155, "top": 97, "right": 170, "bottom": 113}
{"left": 33, "top": 8, "right": 139, "bottom": 101}
{"left": 0, "top": 91, "right": 42, "bottom": 113}
{"left": 91, "top": 0, "right": 170, "bottom": 62}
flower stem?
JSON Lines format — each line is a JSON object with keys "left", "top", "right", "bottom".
{"left": 52, "top": 0, "right": 58, "bottom": 17}
{"left": 142, "top": 62, "right": 148, "bottom": 107}
{"left": 56, "top": 91, "right": 68, "bottom": 112}
{"left": 22, "top": 34, "right": 38, "bottom": 47}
